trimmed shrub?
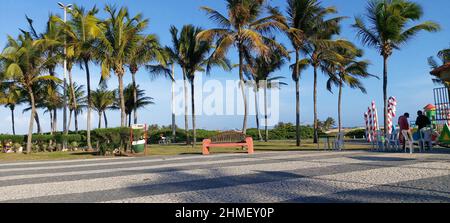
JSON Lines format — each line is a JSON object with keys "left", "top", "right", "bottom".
{"left": 92, "top": 127, "right": 144, "bottom": 155}
{"left": 0, "top": 135, "right": 25, "bottom": 144}
{"left": 346, "top": 129, "right": 366, "bottom": 139}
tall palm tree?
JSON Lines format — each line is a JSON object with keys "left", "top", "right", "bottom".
{"left": 1, "top": 33, "right": 60, "bottom": 153}
{"left": 127, "top": 34, "right": 169, "bottom": 125}
{"left": 303, "top": 9, "right": 348, "bottom": 143}
{"left": 91, "top": 86, "right": 116, "bottom": 129}
{"left": 324, "top": 45, "right": 373, "bottom": 133}
{"left": 270, "top": 0, "right": 330, "bottom": 146}
{"left": 36, "top": 16, "right": 65, "bottom": 135}
{"left": 198, "top": 0, "right": 287, "bottom": 134}
{"left": 165, "top": 28, "right": 191, "bottom": 145}
{"left": 244, "top": 40, "right": 288, "bottom": 142}
{"left": 124, "top": 84, "right": 154, "bottom": 127}
{"left": 99, "top": 5, "right": 149, "bottom": 127}
{"left": 167, "top": 25, "right": 231, "bottom": 146}
{"left": 0, "top": 82, "right": 21, "bottom": 135}
{"left": 353, "top": 0, "right": 440, "bottom": 138}
{"left": 57, "top": 5, "right": 105, "bottom": 150}
{"left": 67, "top": 83, "right": 86, "bottom": 132}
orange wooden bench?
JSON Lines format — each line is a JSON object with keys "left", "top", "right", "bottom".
{"left": 202, "top": 131, "right": 254, "bottom": 155}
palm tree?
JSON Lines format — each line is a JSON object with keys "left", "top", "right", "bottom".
{"left": 99, "top": 5, "right": 149, "bottom": 127}
{"left": 57, "top": 5, "right": 105, "bottom": 150}
{"left": 0, "top": 82, "right": 21, "bottom": 135}
{"left": 244, "top": 40, "right": 288, "bottom": 142}
{"left": 428, "top": 45, "right": 450, "bottom": 86}
{"left": 67, "top": 83, "right": 86, "bottom": 132}
{"left": 1, "top": 33, "right": 60, "bottom": 153}
{"left": 34, "top": 16, "right": 65, "bottom": 135}
{"left": 166, "top": 25, "right": 231, "bottom": 146}
{"left": 324, "top": 45, "right": 373, "bottom": 133}
{"left": 353, "top": 0, "right": 440, "bottom": 138}
{"left": 270, "top": 0, "right": 331, "bottom": 146}
{"left": 198, "top": 0, "right": 287, "bottom": 134}
{"left": 127, "top": 34, "right": 169, "bottom": 126}
{"left": 91, "top": 86, "right": 116, "bottom": 129}
{"left": 303, "top": 9, "right": 348, "bottom": 144}
{"left": 124, "top": 84, "right": 154, "bottom": 127}
{"left": 165, "top": 27, "right": 191, "bottom": 145}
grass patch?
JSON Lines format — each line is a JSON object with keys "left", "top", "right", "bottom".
{"left": 0, "top": 140, "right": 372, "bottom": 162}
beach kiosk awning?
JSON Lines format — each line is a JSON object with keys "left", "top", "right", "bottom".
{"left": 431, "top": 62, "right": 450, "bottom": 82}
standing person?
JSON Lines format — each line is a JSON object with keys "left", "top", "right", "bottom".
{"left": 416, "top": 111, "right": 431, "bottom": 130}
{"left": 398, "top": 113, "right": 411, "bottom": 150}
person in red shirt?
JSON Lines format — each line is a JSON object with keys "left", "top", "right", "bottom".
{"left": 398, "top": 113, "right": 410, "bottom": 150}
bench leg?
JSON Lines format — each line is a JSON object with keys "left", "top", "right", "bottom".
{"left": 246, "top": 137, "right": 254, "bottom": 154}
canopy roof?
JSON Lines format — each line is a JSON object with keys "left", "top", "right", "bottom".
{"left": 431, "top": 62, "right": 450, "bottom": 76}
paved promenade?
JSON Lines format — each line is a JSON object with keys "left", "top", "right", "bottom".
{"left": 1, "top": 151, "right": 449, "bottom": 203}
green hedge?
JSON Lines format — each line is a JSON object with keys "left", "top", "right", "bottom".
{"left": 0, "top": 135, "right": 25, "bottom": 144}
{"left": 92, "top": 127, "right": 144, "bottom": 155}
{"left": 346, "top": 129, "right": 366, "bottom": 139}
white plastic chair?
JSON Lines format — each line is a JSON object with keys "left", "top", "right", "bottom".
{"left": 401, "top": 130, "right": 414, "bottom": 154}
{"left": 387, "top": 129, "right": 400, "bottom": 151}
{"left": 419, "top": 128, "right": 433, "bottom": 152}
{"left": 374, "top": 130, "right": 386, "bottom": 150}
{"left": 333, "top": 133, "right": 345, "bottom": 151}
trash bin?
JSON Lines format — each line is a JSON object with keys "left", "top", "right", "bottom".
{"left": 132, "top": 140, "right": 146, "bottom": 153}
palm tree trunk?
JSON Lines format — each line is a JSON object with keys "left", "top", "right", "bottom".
{"left": 49, "top": 112, "right": 54, "bottom": 149}
{"left": 254, "top": 87, "right": 263, "bottom": 141}
{"left": 68, "top": 69, "right": 77, "bottom": 129}
{"left": 294, "top": 50, "right": 301, "bottom": 146}
{"left": 68, "top": 109, "right": 72, "bottom": 131}
{"left": 118, "top": 73, "right": 126, "bottom": 127}
{"left": 295, "top": 79, "right": 301, "bottom": 146}
{"left": 104, "top": 111, "right": 108, "bottom": 129}
{"left": 128, "top": 113, "right": 132, "bottom": 128}
{"left": 35, "top": 112, "right": 42, "bottom": 134}
{"left": 383, "top": 55, "right": 389, "bottom": 138}
{"left": 191, "top": 81, "right": 196, "bottom": 147}
{"left": 313, "top": 64, "right": 319, "bottom": 144}
{"left": 84, "top": 59, "right": 93, "bottom": 151}
{"left": 264, "top": 84, "right": 269, "bottom": 143}
{"left": 239, "top": 45, "right": 248, "bottom": 134}
{"left": 183, "top": 69, "right": 190, "bottom": 145}
{"left": 98, "top": 111, "right": 102, "bottom": 129}
{"left": 338, "top": 78, "right": 343, "bottom": 134}
{"left": 49, "top": 112, "right": 53, "bottom": 135}
{"left": 26, "top": 88, "right": 36, "bottom": 154}
{"left": 171, "top": 64, "right": 176, "bottom": 143}
{"left": 74, "top": 110, "right": 79, "bottom": 133}
{"left": 10, "top": 107, "right": 16, "bottom": 135}
{"left": 53, "top": 109, "right": 57, "bottom": 134}
{"left": 132, "top": 71, "right": 138, "bottom": 125}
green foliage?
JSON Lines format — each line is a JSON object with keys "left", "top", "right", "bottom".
{"left": 0, "top": 135, "right": 25, "bottom": 144}
{"left": 54, "top": 134, "right": 83, "bottom": 144}
{"left": 92, "top": 127, "right": 144, "bottom": 155}
{"left": 346, "top": 129, "right": 366, "bottom": 138}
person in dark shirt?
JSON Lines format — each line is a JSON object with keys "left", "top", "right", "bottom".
{"left": 416, "top": 111, "right": 431, "bottom": 130}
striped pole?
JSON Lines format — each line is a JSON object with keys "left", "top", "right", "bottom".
{"left": 372, "top": 101, "right": 379, "bottom": 138}
{"left": 368, "top": 107, "right": 373, "bottom": 142}
{"left": 387, "top": 97, "right": 398, "bottom": 134}
{"left": 364, "top": 112, "right": 371, "bottom": 142}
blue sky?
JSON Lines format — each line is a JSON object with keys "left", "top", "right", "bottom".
{"left": 1, "top": 0, "right": 449, "bottom": 134}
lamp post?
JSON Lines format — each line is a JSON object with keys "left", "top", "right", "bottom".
{"left": 58, "top": 2, "right": 72, "bottom": 150}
